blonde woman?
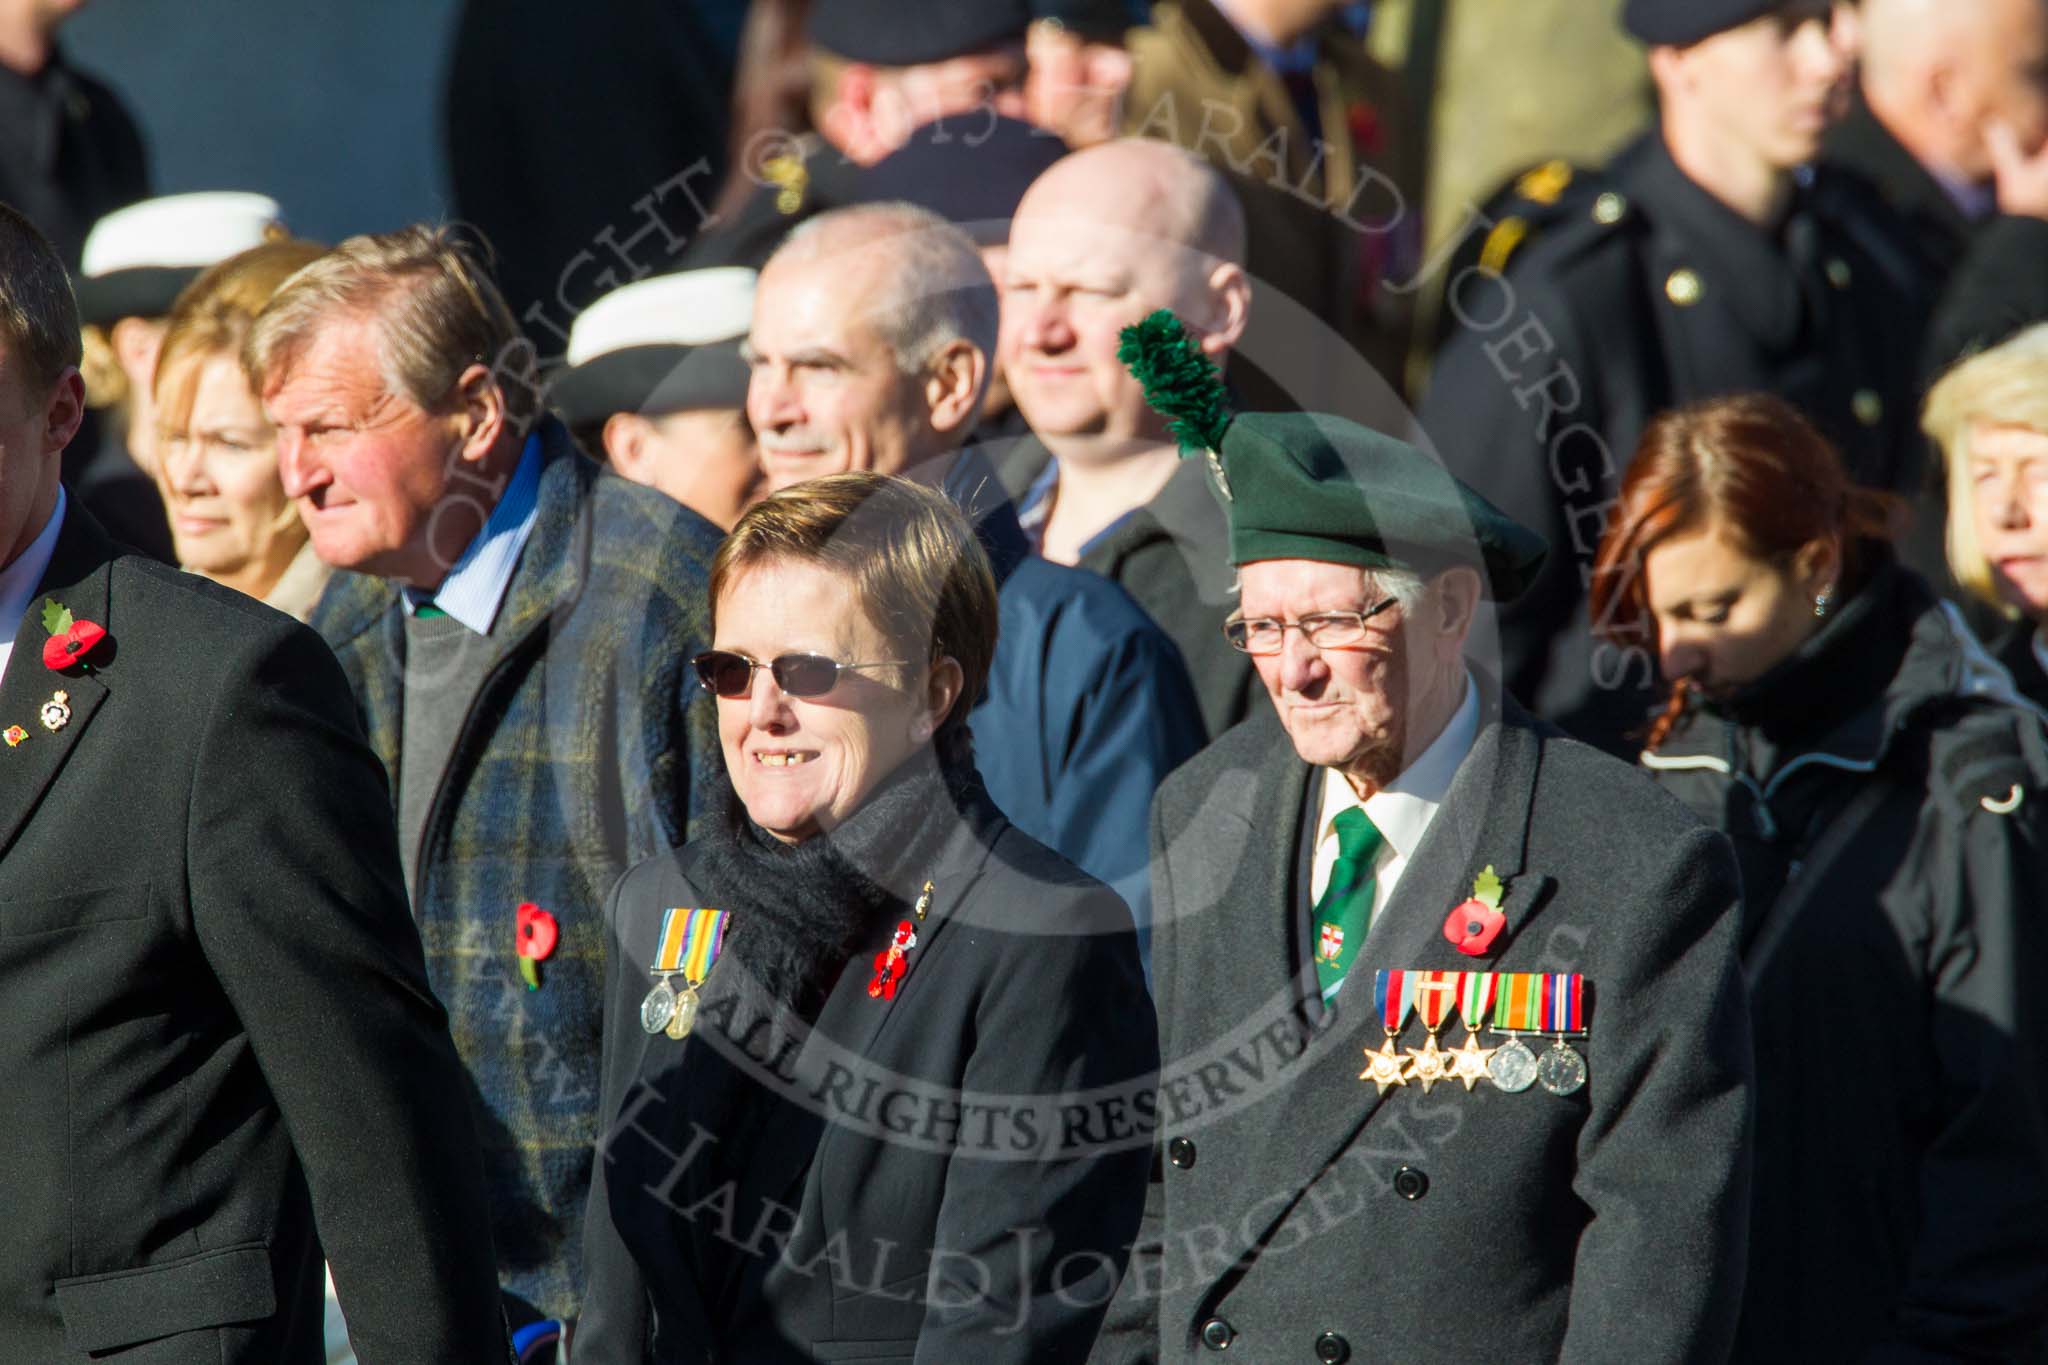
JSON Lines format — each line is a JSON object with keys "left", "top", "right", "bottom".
{"left": 151, "top": 238, "right": 331, "bottom": 619}
{"left": 1924, "top": 323, "right": 2048, "bottom": 708}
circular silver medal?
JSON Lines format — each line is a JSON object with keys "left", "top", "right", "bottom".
{"left": 665, "top": 987, "right": 700, "bottom": 1041}
{"left": 640, "top": 980, "right": 677, "bottom": 1035}
{"left": 1536, "top": 1040, "right": 1588, "bottom": 1096}
{"left": 1487, "top": 1036, "right": 1539, "bottom": 1093}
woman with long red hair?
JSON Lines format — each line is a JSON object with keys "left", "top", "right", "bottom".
{"left": 1592, "top": 392, "right": 2048, "bottom": 1361}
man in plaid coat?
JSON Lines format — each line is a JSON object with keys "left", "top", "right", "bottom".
{"left": 250, "top": 225, "right": 723, "bottom": 1326}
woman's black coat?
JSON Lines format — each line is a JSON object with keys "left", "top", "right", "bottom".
{"left": 1641, "top": 560, "right": 2048, "bottom": 1361}
{"left": 575, "top": 778, "right": 1159, "bottom": 1364}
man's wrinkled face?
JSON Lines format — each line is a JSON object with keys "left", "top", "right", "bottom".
{"left": 1237, "top": 559, "right": 1418, "bottom": 779}
{"left": 265, "top": 315, "right": 464, "bottom": 584}
{"left": 744, "top": 253, "right": 933, "bottom": 493}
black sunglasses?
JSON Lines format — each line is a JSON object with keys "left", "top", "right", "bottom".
{"left": 693, "top": 650, "right": 910, "bottom": 699}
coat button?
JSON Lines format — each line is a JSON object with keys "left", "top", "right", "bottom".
{"left": 1200, "top": 1316, "right": 1234, "bottom": 1350}
{"left": 1393, "top": 1165, "right": 1429, "bottom": 1200}
{"left": 1315, "top": 1331, "right": 1351, "bottom": 1363}
{"left": 1168, "top": 1137, "right": 1197, "bottom": 1169}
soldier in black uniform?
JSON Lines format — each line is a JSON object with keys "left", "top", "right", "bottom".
{"left": 679, "top": 0, "right": 1037, "bottom": 273}
{"left": 1417, "top": 0, "right": 1929, "bottom": 756}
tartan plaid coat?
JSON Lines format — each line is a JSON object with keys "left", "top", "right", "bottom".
{"left": 312, "top": 420, "right": 723, "bottom": 1320}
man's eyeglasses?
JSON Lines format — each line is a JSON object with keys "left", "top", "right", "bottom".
{"left": 693, "top": 650, "right": 910, "bottom": 698}
{"left": 1223, "top": 598, "right": 1400, "bottom": 655}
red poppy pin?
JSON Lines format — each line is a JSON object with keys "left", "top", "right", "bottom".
{"left": 1443, "top": 866, "right": 1508, "bottom": 957}
{"left": 40, "top": 598, "right": 108, "bottom": 672}
{"left": 516, "top": 901, "right": 559, "bottom": 990}
{"left": 867, "top": 920, "right": 918, "bottom": 1001}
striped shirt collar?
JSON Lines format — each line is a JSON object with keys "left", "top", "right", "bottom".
{"left": 402, "top": 432, "right": 543, "bottom": 635}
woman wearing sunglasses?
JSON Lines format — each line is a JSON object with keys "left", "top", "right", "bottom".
{"left": 577, "top": 473, "right": 1157, "bottom": 1364}
{"left": 1591, "top": 393, "right": 2048, "bottom": 1361}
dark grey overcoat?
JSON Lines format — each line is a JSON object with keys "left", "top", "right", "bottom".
{"left": 1095, "top": 686, "right": 1754, "bottom": 1363}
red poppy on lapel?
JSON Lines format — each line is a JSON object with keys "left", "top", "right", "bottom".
{"left": 517, "top": 902, "right": 559, "bottom": 990}
{"left": 40, "top": 599, "right": 108, "bottom": 672}
{"left": 868, "top": 920, "right": 918, "bottom": 1001}
{"left": 3, "top": 725, "right": 24, "bottom": 747}
{"left": 1444, "top": 866, "right": 1508, "bottom": 957}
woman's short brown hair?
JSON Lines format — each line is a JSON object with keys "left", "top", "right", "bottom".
{"left": 711, "top": 473, "right": 1000, "bottom": 739}
{"left": 153, "top": 238, "right": 327, "bottom": 440}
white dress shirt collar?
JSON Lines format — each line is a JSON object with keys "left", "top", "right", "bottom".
{"left": 1318, "top": 668, "right": 1481, "bottom": 861}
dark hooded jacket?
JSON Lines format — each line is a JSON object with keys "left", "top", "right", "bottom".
{"left": 1640, "top": 555, "right": 2048, "bottom": 1363}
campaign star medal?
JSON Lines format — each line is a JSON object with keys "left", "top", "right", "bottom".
{"left": 868, "top": 919, "right": 919, "bottom": 1001}
{"left": 1534, "top": 972, "right": 1590, "bottom": 1096}
{"left": 641, "top": 907, "right": 728, "bottom": 1040}
{"left": 38, "top": 690, "right": 70, "bottom": 732}
{"left": 1487, "top": 971, "right": 1542, "bottom": 1093}
{"left": 1448, "top": 970, "right": 1500, "bottom": 1092}
{"left": 1359, "top": 969, "right": 1416, "bottom": 1094}
{"left": 1404, "top": 970, "right": 1460, "bottom": 1093}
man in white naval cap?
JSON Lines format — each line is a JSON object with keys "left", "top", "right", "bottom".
{"left": 552, "top": 267, "right": 760, "bottom": 531}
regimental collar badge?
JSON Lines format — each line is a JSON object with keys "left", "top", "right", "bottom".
{"left": 39, "top": 690, "right": 70, "bottom": 733}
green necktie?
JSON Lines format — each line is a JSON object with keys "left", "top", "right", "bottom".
{"left": 414, "top": 601, "right": 448, "bottom": 620}
{"left": 1313, "top": 806, "right": 1385, "bottom": 1002}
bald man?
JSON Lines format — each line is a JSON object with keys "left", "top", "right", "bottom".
{"left": 1003, "top": 139, "right": 1259, "bottom": 735}
{"left": 1827, "top": 0, "right": 2048, "bottom": 368}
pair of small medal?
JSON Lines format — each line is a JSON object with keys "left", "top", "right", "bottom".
{"left": 640, "top": 907, "right": 729, "bottom": 1041}
{"left": 1360, "top": 970, "right": 1589, "bottom": 1097}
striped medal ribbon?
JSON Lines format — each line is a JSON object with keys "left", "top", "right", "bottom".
{"left": 639, "top": 908, "right": 729, "bottom": 1040}
{"left": 1359, "top": 970, "right": 1419, "bottom": 1093}
{"left": 1448, "top": 971, "right": 1499, "bottom": 1091}
{"left": 1535, "top": 973, "right": 1589, "bottom": 1096}
{"left": 1406, "top": 970, "right": 1462, "bottom": 1092}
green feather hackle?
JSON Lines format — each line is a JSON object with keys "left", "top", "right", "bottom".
{"left": 1115, "top": 309, "right": 1232, "bottom": 454}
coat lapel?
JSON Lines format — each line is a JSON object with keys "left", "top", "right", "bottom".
{"left": 734, "top": 813, "right": 999, "bottom": 1216}
{"left": 1228, "top": 692, "right": 1554, "bottom": 1263}
{"left": 0, "top": 509, "right": 117, "bottom": 860}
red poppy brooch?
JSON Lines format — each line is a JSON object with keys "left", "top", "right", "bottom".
{"left": 516, "top": 901, "right": 559, "bottom": 990}
{"left": 1443, "top": 866, "right": 1508, "bottom": 957}
{"left": 40, "top": 598, "right": 107, "bottom": 672}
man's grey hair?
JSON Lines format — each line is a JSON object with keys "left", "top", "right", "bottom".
{"left": 244, "top": 223, "right": 539, "bottom": 430}
{"left": 772, "top": 202, "right": 999, "bottom": 381}
{"left": 1225, "top": 563, "right": 1430, "bottom": 613}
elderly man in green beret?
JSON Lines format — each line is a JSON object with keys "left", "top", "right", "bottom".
{"left": 1091, "top": 316, "right": 1755, "bottom": 1364}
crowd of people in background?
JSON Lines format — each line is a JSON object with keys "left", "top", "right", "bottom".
{"left": 1, "top": 0, "right": 2046, "bottom": 1361}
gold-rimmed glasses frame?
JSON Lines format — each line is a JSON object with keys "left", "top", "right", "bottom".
{"left": 1222, "top": 596, "right": 1401, "bottom": 656}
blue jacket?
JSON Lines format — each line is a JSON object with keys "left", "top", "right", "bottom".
{"left": 941, "top": 450, "right": 1206, "bottom": 960}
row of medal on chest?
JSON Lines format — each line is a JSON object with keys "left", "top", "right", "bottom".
{"left": 1358, "top": 969, "right": 1590, "bottom": 1097}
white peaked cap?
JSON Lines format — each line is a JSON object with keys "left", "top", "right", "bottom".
{"left": 567, "top": 267, "right": 757, "bottom": 367}
{"left": 80, "top": 192, "right": 286, "bottom": 278}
